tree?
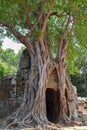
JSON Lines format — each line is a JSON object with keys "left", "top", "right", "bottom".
{"left": 0, "top": 0, "right": 87, "bottom": 129}
{"left": 0, "top": 44, "right": 22, "bottom": 77}
{"left": 0, "top": 44, "right": 8, "bottom": 77}
{"left": 0, "top": 59, "right": 8, "bottom": 78}
{"left": 71, "top": 48, "right": 87, "bottom": 97}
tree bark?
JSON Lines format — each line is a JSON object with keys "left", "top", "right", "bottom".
{"left": 0, "top": 2, "right": 80, "bottom": 129}
{"left": 0, "top": 38, "right": 78, "bottom": 129}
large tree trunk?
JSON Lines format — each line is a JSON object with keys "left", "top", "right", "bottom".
{"left": 0, "top": 1, "right": 80, "bottom": 129}
{"left": 0, "top": 39, "right": 78, "bottom": 129}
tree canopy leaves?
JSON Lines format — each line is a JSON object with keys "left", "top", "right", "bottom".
{"left": 0, "top": 0, "right": 87, "bottom": 74}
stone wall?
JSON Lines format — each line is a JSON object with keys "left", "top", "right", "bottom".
{"left": 77, "top": 97, "right": 87, "bottom": 125}
{"left": 0, "top": 49, "right": 30, "bottom": 118}
{"left": 0, "top": 75, "right": 23, "bottom": 118}
{"left": 17, "top": 49, "right": 30, "bottom": 79}
{"left": 78, "top": 97, "right": 87, "bottom": 114}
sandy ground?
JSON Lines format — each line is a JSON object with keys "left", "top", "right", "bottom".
{"left": 21, "top": 126, "right": 87, "bottom": 130}
{"left": 63, "top": 126, "right": 87, "bottom": 130}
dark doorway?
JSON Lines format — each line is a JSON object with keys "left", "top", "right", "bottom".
{"left": 46, "top": 88, "right": 60, "bottom": 123}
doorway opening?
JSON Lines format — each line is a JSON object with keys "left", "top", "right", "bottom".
{"left": 46, "top": 88, "right": 60, "bottom": 123}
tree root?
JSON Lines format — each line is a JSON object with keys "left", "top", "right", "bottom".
{"left": 63, "top": 114, "right": 80, "bottom": 126}
{"left": 0, "top": 58, "right": 79, "bottom": 129}
{"left": 0, "top": 109, "right": 62, "bottom": 129}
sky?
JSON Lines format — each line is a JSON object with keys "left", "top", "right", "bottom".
{"left": 2, "top": 37, "right": 24, "bottom": 53}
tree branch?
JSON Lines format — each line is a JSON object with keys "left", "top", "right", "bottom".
{"left": 40, "top": 0, "right": 56, "bottom": 40}
{"left": 49, "top": 12, "right": 66, "bottom": 18}
{"left": 57, "top": 5, "right": 81, "bottom": 61}
{"left": 21, "top": 3, "right": 31, "bottom": 29}
{"left": 25, "top": 10, "right": 43, "bottom": 38}
{"left": 68, "top": 5, "right": 81, "bottom": 40}
{"left": 0, "top": 21, "right": 34, "bottom": 54}
{"left": 58, "top": 12, "right": 71, "bottom": 45}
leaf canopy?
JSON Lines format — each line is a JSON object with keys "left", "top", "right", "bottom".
{"left": 0, "top": 0, "right": 87, "bottom": 74}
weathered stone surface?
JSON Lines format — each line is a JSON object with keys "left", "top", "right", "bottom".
{"left": 78, "top": 97, "right": 87, "bottom": 114}
{"left": 17, "top": 49, "right": 30, "bottom": 79}
{"left": 77, "top": 97, "right": 87, "bottom": 125}
{"left": 0, "top": 49, "right": 30, "bottom": 118}
{"left": 0, "top": 75, "right": 23, "bottom": 118}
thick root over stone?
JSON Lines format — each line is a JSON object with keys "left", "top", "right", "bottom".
{"left": 0, "top": 56, "right": 79, "bottom": 129}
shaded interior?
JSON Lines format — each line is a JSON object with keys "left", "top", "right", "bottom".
{"left": 46, "top": 88, "right": 60, "bottom": 123}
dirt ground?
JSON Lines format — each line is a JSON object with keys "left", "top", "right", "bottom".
{"left": 63, "top": 126, "right": 87, "bottom": 130}
{"left": 21, "top": 126, "right": 87, "bottom": 130}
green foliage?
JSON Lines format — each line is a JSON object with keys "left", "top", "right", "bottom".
{"left": 0, "top": 0, "right": 87, "bottom": 76}
{"left": 71, "top": 73, "right": 87, "bottom": 97}
{"left": 70, "top": 46, "right": 87, "bottom": 97}
{"left": 0, "top": 44, "right": 23, "bottom": 78}
{"left": 0, "top": 59, "right": 8, "bottom": 78}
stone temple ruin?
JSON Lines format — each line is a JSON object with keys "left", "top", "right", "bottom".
{"left": 0, "top": 49, "right": 87, "bottom": 125}
{"left": 0, "top": 49, "right": 29, "bottom": 118}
